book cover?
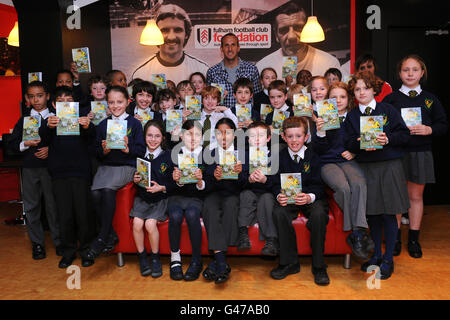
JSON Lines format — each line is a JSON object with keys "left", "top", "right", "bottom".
{"left": 281, "top": 173, "right": 302, "bottom": 204}
{"left": 137, "top": 108, "right": 154, "bottom": 127}
{"left": 166, "top": 109, "right": 183, "bottom": 133}
{"left": 185, "top": 95, "right": 202, "bottom": 120}
{"left": 22, "top": 115, "right": 41, "bottom": 141}
{"left": 106, "top": 119, "right": 127, "bottom": 149}
{"left": 28, "top": 72, "right": 42, "bottom": 83}
{"left": 293, "top": 92, "right": 313, "bottom": 117}
{"left": 401, "top": 107, "right": 422, "bottom": 126}
{"left": 282, "top": 56, "right": 297, "bottom": 78}
{"left": 91, "top": 101, "right": 108, "bottom": 126}
{"left": 72, "top": 47, "right": 91, "bottom": 73}
{"left": 272, "top": 109, "right": 290, "bottom": 130}
{"left": 178, "top": 153, "right": 199, "bottom": 184}
{"left": 260, "top": 104, "right": 273, "bottom": 121}
{"left": 136, "top": 158, "right": 151, "bottom": 188}
{"left": 317, "top": 98, "right": 340, "bottom": 130}
{"left": 249, "top": 146, "right": 268, "bottom": 175}
{"left": 360, "top": 115, "right": 383, "bottom": 149}
{"left": 56, "top": 102, "right": 80, "bottom": 136}
{"left": 152, "top": 74, "right": 167, "bottom": 90}
{"left": 236, "top": 104, "right": 252, "bottom": 124}
{"left": 211, "top": 83, "right": 225, "bottom": 104}
{"left": 220, "top": 150, "right": 239, "bottom": 180}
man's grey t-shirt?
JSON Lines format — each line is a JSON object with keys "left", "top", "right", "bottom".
{"left": 223, "top": 62, "right": 238, "bottom": 85}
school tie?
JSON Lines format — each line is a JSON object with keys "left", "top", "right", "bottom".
{"left": 294, "top": 154, "right": 299, "bottom": 163}
{"left": 148, "top": 154, "right": 154, "bottom": 161}
{"left": 339, "top": 116, "right": 345, "bottom": 124}
{"left": 364, "top": 107, "right": 372, "bottom": 116}
{"left": 203, "top": 115, "right": 211, "bottom": 148}
{"left": 409, "top": 90, "right": 418, "bottom": 98}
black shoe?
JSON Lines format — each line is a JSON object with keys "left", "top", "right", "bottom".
{"left": 137, "top": 251, "right": 151, "bottom": 277}
{"left": 86, "top": 238, "right": 107, "bottom": 260}
{"left": 261, "top": 238, "right": 278, "bottom": 256}
{"left": 361, "top": 256, "right": 382, "bottom": 272}
{"left": 56, "top": 246, "right": 64, "bottom": 257}
{"left": 380, "top": 260, "right": 394, "bottom": 280}
{"left": 407, "top": 241, "right": 423, "bottom": 258}
{"left": 393, "top": 239, "right": 402, "bottom": 256}
{"left": 103, "top": 232, "right": 119, "bottom": 253}
{"left": 270, "top": 262, "right": 300, "bottom": 280}
{"left": 214, "top": 262, "right": 230, "bottom": 284}
{"left": 346, "top": 231, "right": 369, "bottom": 260}
{"left": 81, "top": 258, "right": 94, "bottom": 267}
{"left": 237, "top": 228, "right": 251, "bottom": 250}
{"left": 184, "top": 261, "right": 203, "bottom": 281}
{"left": 202, "top": 261, "right": 231, "bottom": 281}
{"left": 312, "top": 266, "right": 330, "bottom": 286}
{"left": 58, "top": 255, "right": 76, "bottom": 269}
{"left": 151, "top": 253, "right": 162, "bottom": 278}
{"left": 170, "top": 261, "right": 184, "bottom": 280}
{"left": 32, "top": 244, "right": 46, "bottom": 260}
{"left": 360, "top": 230, "right": 374, "bottom": 252}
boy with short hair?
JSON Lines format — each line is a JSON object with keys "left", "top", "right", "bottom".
{"left": 265, "top": 80, "right": 293, "bottom": 128}
{"left": 45, "top": 86, "right": 96, "bottom": 268}
{"left": 9, "top": 81, "right": 61, "bottom": 260}
{"left": 176, "top": 80, "right": 195, "bottom": 109}
{"left": 231, "top": 77, "right": 260, "bottom": 129}
{"left": 238, "top": 121, "right": 277, "bottom": 255}
{"left": 271, "top": 116, "right": 330, "bottom": 286}
{"left": 56, "top": 63, "right": 85, "bottom": 102}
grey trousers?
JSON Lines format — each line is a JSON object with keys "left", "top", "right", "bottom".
{"left": 238, "top": 190, "right": 277, "bottom": 240}
{"left": 22, "top": 167, "right": 60, "bottom": 247}
{"left": 321, "top": 160, "right": 368, "bottom": 231}
{"left": 202, "top": 192, "right": 239, "bottom": 252}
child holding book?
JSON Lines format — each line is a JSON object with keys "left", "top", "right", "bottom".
{"left": 169, "top": 120, "right": 206, "bottom": 281}
{"left": 313, "top": 82, "right": 371, "bottom": 260}
{"left": 127, "top": 80, "right": 161, "bottom": 125}
{"left": 157, "top": 88, "right": 183, "bottom": 148}
{"left": 45, "top": 86, "right": 96, "bottom": 268}
{"left": 200, "top": 86, "right": 238, "bottom": 150}
{"left": 56, "top": 67, "right": 85, "bottom": 103}
{"left": 230, "top": 77, "right": 260, "bottom": 129}
{"left": 238, "top": 121, "right": 277, "bottom": 255}
{"left": 189, "top": 72, "right": 206, "bottom": 94}
{"left": 324, "top": 68, "right": 342, "bottom": 87}
{"left": 106, "top": 69, "right": 128, "bottom": 88}
{"left": 345, "top": 71, "right": 410, "bottom": 279}
{"left": 132, "top": 120, "right": 175, "bottom": 277}
{"left": 9, "top": 81, "right": 61, "bottom": 260}
{"left": 202, "top": 118, "right": 244, "bottom": 284}
{"left": 264, "top": 80, "right": 293, "bottom": 130}
{"left": 271, "top": 116, "right": 330, "bottom": 286}
{"left": 82, "top": 75, "right": 109, "bottom": 118}
{"left": 253, "top": 68, "right": 277, "bottom": 118}
{"left": 86, "top": 85, "right": 145, "bottom": 261}
{"left": 383, "top": 54, "right": 448, "bottom": 258}
{"left": 176, "top": 80, "right": 195, "bottom": 109}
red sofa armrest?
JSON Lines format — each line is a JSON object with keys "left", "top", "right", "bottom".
{"left": 112, "top": 182, "right": 137, "bottom": 252}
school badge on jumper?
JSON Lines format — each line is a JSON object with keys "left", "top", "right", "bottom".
{"left": 383, "top": 114, "right": 389, "bottom": 127}
{"left": 160, "top": 163, "right": 168, "bottom": 174}
{"left": 127, "top": 128, "right": 132, "bottom": 136}
{"left": 303, "top": 162, "right": 310, "bottom": 174}
{"left": 425, "top": 99, "right": 433, "bottom": 109}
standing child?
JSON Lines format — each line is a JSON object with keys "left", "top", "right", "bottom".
{"left": 313, "top": 82, "right": 371, "bottom": 260}
{"left": 86, "top": 85, "right": 145, "bottom": 261}
{"left": 169, "top": 120, "right": 206, "bottom": 281}
{"left": 132, "top": 120, "right": 175, "bottom": 277}
{"left": 324, "top": 68, "right": 342, "bottom": 87}
{"left": 202, "top": 118, "right": 244, "bottom": 284}
{"left": 189, "top": 72, "right": 206, "bottom": 95}
{"left": 157, "top": 88, "right": 183, "bottom": 148}
{"left": 238, "top": 121, "right": 278, "bottom": 256}
{"left": 9, "top": 81, "right": 61, "bottom": 260}
{"left": 345, "top": 71, "right": 410, "bottom": 279}
{"left": 128, "top": 80, "right": 161, "bottom": 124}
{"left": 106, "top": 69, "right": 128, "bottom": 88}
{"left": 45, "top": 86, "right": 96, "bottom": 268}
{"left": 176, "top": 80, "right": 195, "bottom": 110}
{"left": 383, "top": 54, "right": 448, "bottom": 258}
{"left": 253, "top": 68, "right": 277, "bottom": 117}
{"left": 82, "top": 74, "right": 109, "bottom": 115}
{"left": 230, "top": 77, "right": 260, "bottom": 129}
{"left": 264, "top": 80, "right": 293, "bottom": 129}
{"left": 271, "top": 116, "right": 330, "bottom": 286}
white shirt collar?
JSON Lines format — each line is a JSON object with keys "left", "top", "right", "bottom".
{"left": 134, "top": 106, "right": 151, "bottom": 114}
{"left": 263, "top": 88, "right": 269, "bottom": 96}
{"left": 279, "top": 103, "right": 289, "bottom": 112}
{"left": 31, "top": 108, "right": 51, "bottom": 119}
{"left": 146, "top": 146, "right": 162, "bottom": 160}
{"left": 218, "top": 144, "right": 235, "bottom": 153}
{"left": 359, "top": 99, "right": 377, "bottom": 114}
{"left": 182, "top": 145, "right": 202, "bottom": 156}
{"left": 288, "top": 145, "right": 307, "bottom": 161}
{"left": 112, "top": 112, "right": 129, "bottom": 121}
{"left": 399, "top": 84, "right": 422, "bottom": 97}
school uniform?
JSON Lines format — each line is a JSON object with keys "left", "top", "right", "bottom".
{"left": 42, "top": 115, "right": 96, "bottom": 259}
{"left": 202, "top": 145, "right": 245, "bottom": 251}
{"left": 253, "top": 89, "right": 271, "bottom": 119}
{"left": 230, "top": 103, "right": 261, "bottom": 125}
{"left": 9, "top": 108, "right": 61, "bottom": 249}
{"left": 383, "top": 85, "right": 448, "bottom": 184}
{"left": 130, "top": 147, "right": 175, "bottom": 221}
{"left": 272, "top": 146, "right": 329, "bottom": 269}
{"left": 199, "top": 109, "right": 238, "bottom": 150}
{"left": 239, "top": 149, "right": 276, "bottom": 241}
{"left": 313, "top": 112, "right": 368, "bottom": 231}
{"left": 159, "top": 111, "right": 181, "bottom": 150}
{"left": 264, "top": 103, "right": 294, "bottom": 151}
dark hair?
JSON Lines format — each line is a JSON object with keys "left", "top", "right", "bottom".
{"left": 296, "top": 69, "right": 312, "bottom": 87}
{"left": 128, "top": 78, "right": 143, "bottom": 88}
{"left": 268, "top": 80, "right": 288, "bottom": 94}
{"left": 220, "top": 32, "right": 239, "bottom": 47}
{"left": 26, "top": 81, "right": 49, "bottom": 94}
{"left": 348, "top": 71, "right": 384, "bottom": 96}
{"left": 324, "top": 68, "right": 342, "bottom": 81}
{"left": 132, "top": 80, "right": 157, "bottom": 99}
{"left": 156, "top": 4, "right": 192, "bottom": 47}
{"left": 54, "top": 86, "right": 73, "bottom": 99}
{"left": 355, "top": 54, "right": 378, "bottom": 73}
{"left": 143, "top": 119, "right": 167, "bottom": 150}
{"left": 189, "top": 72, "right": 206, "bottom": 83}
{"left": 88, "top": 74, "right": 109, "bottom": 90}
{"left": 182, "top": 119, "right": 202, "bottom": 131}
{"left": 56, "top": 69, "right": 74, "bottom": 81}
{"left": 157, "top": 88, "right": 177, "bottom": 102}
{"left": 248, "top": 120, "right": 271, "bottom": 137}
{"left": 215, "top": 117, "right": 237, "bottom": 130}
{"left": 260, "top": 67, "right": 278, "bottom": 79}
{"left": 233, "top": 77, "right": 254, "bottom": 94}
{"left": 106, "top": 85, "right": 129, "bottom": 100}
{"left": 176, "top": 80, "right": 195, "bottom": 92}
{"left": 274, "top": 2, "right": 307, "bottom": 31}
{"left": 396, "top": 54, "right": 428, "bottom": 83}
{"left": 106, "top": 70, "right": 125, "bottom": 85}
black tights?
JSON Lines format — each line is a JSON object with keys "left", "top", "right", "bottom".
{"left": 91, "top": 188, "right": 117, "bottom": 248}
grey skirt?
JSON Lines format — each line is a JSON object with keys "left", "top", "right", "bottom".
{"left": 359, "top": 158, "right": 410, "bottom": 216}
{"left": 130, "top": 196, "right": 168, "bottom": 221}
{"left": 91, "top": 165, "right": 136, "bottom": 191}
{"left": 402, "top": 151, "right": 435, "bottom": 184}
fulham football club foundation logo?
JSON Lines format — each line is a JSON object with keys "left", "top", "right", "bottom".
{"left": 197, "top": 27, "right": 212, "bottom": 47}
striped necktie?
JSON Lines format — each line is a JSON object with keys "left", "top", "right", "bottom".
{"left": 203, "top": 115, "right": 211, "bottom": 148}
{"left": 294, "top": 154, "right": 299, "bottom": 163}
{"left": 364, "top": 107, "right": 372, "bottom": 115}
{"left": 409, "top": 90, "right": 418, "bottom": 98}
{"left": 148, "top": 154, "right": 154, "bottom": 161}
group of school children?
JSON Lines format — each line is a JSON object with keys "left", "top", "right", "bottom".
{"left": 10, "top": 54, "right": 448, "bottom": 287}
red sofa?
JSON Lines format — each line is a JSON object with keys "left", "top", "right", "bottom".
{"left": 112, "top": 182, "right": 352, "bottom": 268}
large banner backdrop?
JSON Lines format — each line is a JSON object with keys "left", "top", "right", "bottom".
{"left": 109, "top": 0, "right": 351, "bottom": 83}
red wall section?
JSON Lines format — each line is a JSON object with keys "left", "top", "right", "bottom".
{"left": 0, "top": 4, "right": 17, "bottom": 38}
{"left": 0, "top": 76, "right": 22, "bottom": 135}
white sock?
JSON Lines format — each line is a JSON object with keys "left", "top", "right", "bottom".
{"left": 171, "top": 250, "right": 181, "bottom": 263}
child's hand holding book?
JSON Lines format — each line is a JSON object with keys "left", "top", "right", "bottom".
{"left": 47, "top": 115, "right": 60, "bottom": 129}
